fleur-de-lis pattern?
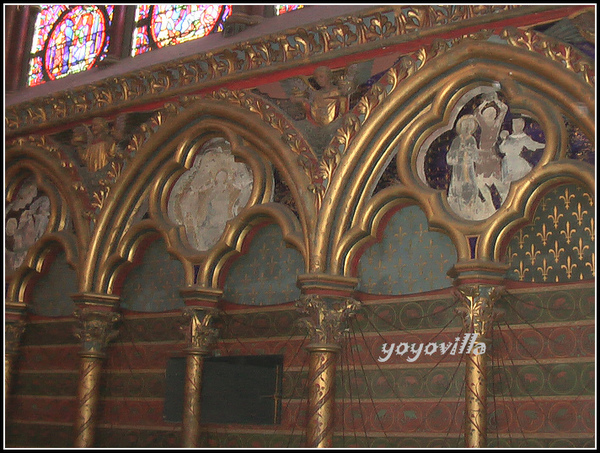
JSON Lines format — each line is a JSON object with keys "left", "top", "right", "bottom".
{"left": 120, "top": 239, "right": 186, "bottom": 312}
{"left": 223, "top": 224, "right": 304, "bottom": 305}
{"left": 358, "top": 206, "right": 456, "bottom": 294}
{"left": 506, "top": 184, "right": 594, "bottom": 282}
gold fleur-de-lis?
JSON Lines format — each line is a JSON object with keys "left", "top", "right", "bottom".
{"left": 525, "top": 244, "right": 540, "bottom": 265}
{"left": 548, "top": 206, "right": 564, "bottom": 229}
{"left": 572, "top": 202, "right": 588, "bottom": 226}
{"left": 560, "top": 221, "right": 576, "bottom": 244}
{"left": 573, "top": 237, "right": 590, "bottom": 261}
{"left": 549, "top": 240, "right": 564, "bottom": 263}
{"left": 584, "top": 218, "right": 595, "bottom": 242}
{"left": 582, "top": 192, "right": 593, "bottom": 207}
{"left": 540, "top": 197, "right": 549, "bottom": 212}
{"left": 394, "top": 226, "right": 408, "bottom": 241}
{"left": 536, "top": 223, "right": 552, "bottom": 246}
{"left": 560, "top": 256, "right": 577, "bottom": 279}
{"left": 514, "top": 260, "right": 529, "bottom": 282}
{"left": 517, "top": 230, "right": 529, "bottom": 250}
{"left": 585, "top": 252, "right": 595, "bottom": 276}
{"left": 536, "top": 258, "right": 553, "bottom": 282}
{"left": 559, "top": 187, "right": 576, "bottom": 209}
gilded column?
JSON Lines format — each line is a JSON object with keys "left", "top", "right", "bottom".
{"left": 5, "top": 302, "right": 27, "bottom": 402}
{"left": 180, "top": 288, "right": 222, "bottom": 448}
{"left": 454, "top": 284, "right": 503, "bottom": 448}
{"left": 72, "top": 295, "right": 121, "bottom": 448}
{"left": 296, "top": 274, "right": 360, "bottom": 448}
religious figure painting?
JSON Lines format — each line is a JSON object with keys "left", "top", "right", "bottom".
{"left": 5, "top": 178, "right": 51, "bottom": 273}
{"left": 421, "top": 87, "right": 546, "bottom": 221}
{"left": 167, "top": 138, "right": 254, "bottom": 251}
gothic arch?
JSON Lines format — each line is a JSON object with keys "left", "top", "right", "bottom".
{"left": 319, "top": 38, "right": 594, "bottom": 273}
{"left": 5, "top": 147, "right": 85, "bottom": 303}
{"left": 82, "top": 99, "right": 313, "bottom": 294}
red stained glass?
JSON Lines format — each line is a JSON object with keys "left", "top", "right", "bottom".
{"left": 132, "top": 4, "right": 231, "bottom": 56}
{"left": 28, "top": 5, "right": 113, "bottom": 86}
{"left": 275, "top": 5, "right": 304, "bottom": 15}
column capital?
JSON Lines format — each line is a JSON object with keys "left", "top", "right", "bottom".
{"left": 454, "top": 283, "right": 504, "bottom": 338}
{"left": 179, "top": 287, "right": 223, "bottom": 355}
{"left": 296, "top": 294, "right": 361, "bottom": 348}
{"left": 296, "top": 273, "right": 359, "bottom": 297}
{"left": 72, "top": 296, "right": 121, "bottom": 358}
{"left": 447, "top": 260, "right": 509, "bottom": 287}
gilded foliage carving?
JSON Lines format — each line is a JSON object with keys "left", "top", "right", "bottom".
{"left": 6, "top": 5, "right": 534, "bottom": 135}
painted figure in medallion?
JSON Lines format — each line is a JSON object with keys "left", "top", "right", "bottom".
{"left": 5, "top": 179, "right": 51, "bottom": 272}
{"left": 167, "top": 139, "right": 254, "bottom": 251}
{"left": 446, "top": 115, "right": 496, "bottom": 220}
{"left": 496, "top": 117, "right": 545, "bottom": 200}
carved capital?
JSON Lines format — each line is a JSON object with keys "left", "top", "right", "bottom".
{"left": 296, "top": 294, "right": 362, "bottom": 346}
{"left": 181, "top": 307, "right": 221, "bottom": 355}
{"left": 454, "top": 284, "right": 503, "bottom": 338}
{"left": 5, "top": 320, "right": 26, "bottom": 356}
{"left": 73, "top": 307, "right": 121, "bottom": 357}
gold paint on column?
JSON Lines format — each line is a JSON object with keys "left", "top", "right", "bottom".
{"left": 72, "top": 302, "right": 120, "bottom": 448}
{"left": 455, "top": 284, "right": 503, "bottom": 448}
{"left": 296, "top": 289, "right": 360, "bottom": 448}
{"left": 180, "top": 304, "right": 220, "bottom": 448}
{"left": 74, "top": 355, "right": 104, "bottom": 448}
{"left": 306, "top": 345, "right": 340, "bottom": 448}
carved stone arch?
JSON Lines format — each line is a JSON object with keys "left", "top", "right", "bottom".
{"left": 491, "top": 160, "right": 594, "bottom": 263}
{"left": 320, "top": 38, "right": 594, "bottom": 270}
{"left": 102, "top": 219, "right": 194, "bottom": 295}
{"left": 84, "top": 100, "right": 313, "bottom": 294}
{"left": 334, "top": 185, "right": 462, "bottom": 277}
{"left": 198, "top": 202, "right": 306, "bottom": 288}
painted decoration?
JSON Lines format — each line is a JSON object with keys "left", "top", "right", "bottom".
{"left": 357, "top": 206, "right": 457, "bottom": 295}
{"left": 29, "top": 251, "right": 77, "bottom": 317}
{"left": 506, "top": 184, "right": 594, "bottom": 282}
{"left": 222, "top": 224, "right": 303, "bottom": 305}
{"left": 5, "top": 179, "right": 51, "bottom": 273}
{"left": 167, "top": 138, "right": 253, "bottom": 251}
{"left": 119, "top": 239, "right": 186, "bottom": 312}
{"left": 420, "top": 86, "right": 546, "bottom": 221}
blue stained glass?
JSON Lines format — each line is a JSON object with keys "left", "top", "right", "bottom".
{"left": 132, "top": 4, "right": 231, "bottom": 56}
{"left": 28, "top": 5, "right": 113, "bottom": 86}
{"left": 276, "top": 5, "right": 304, "bottom": 15}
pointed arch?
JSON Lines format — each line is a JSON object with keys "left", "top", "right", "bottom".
{"left": 319, "top": 38, "right": 594, "bottom": 272}
{"left": 83, "top": 99, "right": 313, "bottom": 294}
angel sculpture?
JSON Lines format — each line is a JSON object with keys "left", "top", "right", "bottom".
{"left": 71, "top": 116, "right": 126, "bottom": 172}
{"left": 289, "top": 65, "right": 358, "bottom": 126}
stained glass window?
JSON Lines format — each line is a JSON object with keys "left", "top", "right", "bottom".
{"left": 28, "top": 5, "right": 114, "bottom": 86}
{"left": 131, "top": 5, "right": 232, "bottom": 57}
{"left": 275, "top": 5, "right": 304, "bottom": 15}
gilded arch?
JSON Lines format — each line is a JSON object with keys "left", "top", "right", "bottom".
{"left": 321, "top": 37, "right": 594, "bottom": 274}
{"left": 5, "top": 146, "right": 85, "bottom": 304}
{"left": 84, "top": 98, "right": 313, "bottom": 294}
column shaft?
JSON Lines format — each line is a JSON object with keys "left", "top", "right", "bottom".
{"left": 74, "top": 355, "right": 104, "bottom": 448}
{"left": 306, "top": 347, "right": 339, "bottom": 448}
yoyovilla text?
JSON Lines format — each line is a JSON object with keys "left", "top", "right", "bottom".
{"left": 378, "top": 333, "right": 486, "bottom": 363}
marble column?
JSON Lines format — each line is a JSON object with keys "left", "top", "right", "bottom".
{"left": 72, "top": 294, "right": 121, "bottom": 448}
{"left": 296, "top": 274, "right": 360, "bottom": 448}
